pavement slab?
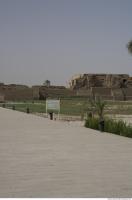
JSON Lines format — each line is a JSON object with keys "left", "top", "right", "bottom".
{"left": 0, "top": 107, "right": 132, "bottom": 197}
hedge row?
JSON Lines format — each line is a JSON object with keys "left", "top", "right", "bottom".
{"left": 85, "top": 117, "right": 132, "bottom": 138}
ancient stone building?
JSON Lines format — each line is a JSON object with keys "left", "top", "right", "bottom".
{"left": 1, "top": 73, "right": 132, "bottom": 101}
{"left": 69, "top": 74, "right": 132, "bottom": 100}
{"left": 69, "top": 74, "right": 131, "bottom": 89}
{"left": 127, "top": 77, "right": 132, "bottom": 88}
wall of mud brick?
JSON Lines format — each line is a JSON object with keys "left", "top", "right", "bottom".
{"left": 0, "top": 87, "right": 33, "bottom": 101}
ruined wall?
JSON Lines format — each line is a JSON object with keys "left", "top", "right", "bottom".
{"left": 32, "top": 86, "right": 40, "bottom": 100}
{"left": 0, "top": 85, "right": 33, "bottom": 101}
{"left": 39, "top": 86, "right": 76, "bottom": 99}
{"left": 105, "top": 74, "right": 129, "bottom": 88}
{"left": 69, "top": 74, "right": 132, "bottom": 100}
{"left": 76, "top": 89, "right": 92, "bottom": 96}
{"left": 0, "top": 84, "right": 76, "bottom": 101}
{"left": 0, "top": 94, "right": 5, "bottom": 102}
{"left": 69, "top": 74, "right": 131, "bottom": 90}
{"left": 111, "top": 88, "right": 124, "bottom": 101}
{"left": 76, "top": 87, "right": 132, "bottom": 101}
{"left": 69, "top": 74, "right": 106, "bottom": 89}
{"left": 91, "top": 87, "right": 113, "bottom": 100}
{"left": 1, "top": 74, "right": 132, "bottom": 101}
{"left": 123, "top": 88, "right": 132, "bottom": 100}
{"left": 127, "top": 77, "right": 132, "bottom": 88}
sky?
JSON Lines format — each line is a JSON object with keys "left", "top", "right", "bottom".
{"left": 0, "top": 0, "right": 132, "bottom": 86}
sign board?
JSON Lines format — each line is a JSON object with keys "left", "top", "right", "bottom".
{"left": 46, "top": 99, "right": 60, "bottom": 112}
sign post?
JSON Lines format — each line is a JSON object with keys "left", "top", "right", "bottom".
{"left": 46, "top": 99, "right": 60, "bottom": 120}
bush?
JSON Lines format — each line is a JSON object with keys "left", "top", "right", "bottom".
{"left": 85, "top": 117, "right": 99, "bottom": 130}
{"left": 85, "top": 117, "right": 132, "bottom": 138}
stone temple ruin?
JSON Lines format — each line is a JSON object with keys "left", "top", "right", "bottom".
{"left": 0, "top": 83, "right": 75, "bottom": 101}
{"left": 69, "top": 74, "right": 132, "bottom": 89}
{"left": 69, "top": 74, "right": 132, "bottom": 100}
{"left": 0, "top": 73, "right": 132, "bottom": 101}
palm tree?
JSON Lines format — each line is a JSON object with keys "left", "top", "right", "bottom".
{"left": 94, "top": 98, "right": 106, "bottom": 119}
{"left": 127, "top": 40, "right": 132, "bottom": 55}
{"left": 43, "top": 80, "right": 51, "bottom": 87}
{"left": 90, "top": 97, "right": 106, "bottom": 119}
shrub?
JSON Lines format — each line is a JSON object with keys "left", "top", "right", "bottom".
{"left": 85, "top": 117, "right": 99, "bottom": 130}
{"left": 90, "top": 97, "right": 106, "bottom": 119}
{"left": 85, "top": 117, "right": 132, "bottom": 138}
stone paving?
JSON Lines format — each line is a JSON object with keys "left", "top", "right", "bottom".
{"left": 0, "top": 107, "right": 132, "bottom": 197}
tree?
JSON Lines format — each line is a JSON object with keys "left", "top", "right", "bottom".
{"left": 43, "top": 80, "right": 50, "bottom": 87}
{"left": 90, "top": 97, "right": 106, "bottom": 119}
{"left": 127, "top": 40, "right": 132, "bottom": 55}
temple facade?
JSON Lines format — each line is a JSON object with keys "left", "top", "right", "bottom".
{"left": 69, "top": 74, "right": 132, "bottom": 89}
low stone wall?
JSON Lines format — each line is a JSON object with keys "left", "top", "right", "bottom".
{"left": 76, "top": 89, "right": 92, "bottom": 96}
{"left": 91, "top": 87, "right": 112, "bottom": 95}
{"left": 0, "top": 88, "right": 33, "bottom": 101}
{"left": 0, "top": 94, "right": 5, "bottom": 102}
{"left": 111, "top": 88, "right": 124, "bottom": 101}
{"left": 123, "top": 88, "right": 132, "bottom": 100}
{"left": 39, "top": 86, "right": 76, "bottom": 99}
{"left": 0, "top": 81, "right": 132, "bottom": 101}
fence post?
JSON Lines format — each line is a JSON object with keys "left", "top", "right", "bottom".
{"left": 12, "top": 105, "right": 15, "bottom": 110}
{"left": 2, "top": 103, "right": 5, "bottom": 108}
{"left": 27, "top": 107, "right": 30, "bottom": 114}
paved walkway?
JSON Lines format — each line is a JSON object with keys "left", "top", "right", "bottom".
{"left": 0, "top": 107, "right": 132, "bottom": 197}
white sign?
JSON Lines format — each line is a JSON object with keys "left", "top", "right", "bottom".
{"left": 46, "top": 99, "right": 60, "bottom": 112}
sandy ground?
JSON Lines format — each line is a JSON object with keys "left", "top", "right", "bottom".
{"left": 0, "top": 107, "right": 132, "bottom": 197}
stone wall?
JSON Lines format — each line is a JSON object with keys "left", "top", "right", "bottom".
{"left": 91, "top": 87, "right": 113, "bottom": 100}
{"left": 0, "top": 84, "right": 76, "bottom": 101}
{"left": 123, "top": 88, "right": 132, "bottom": 100}
{"left": 0, "top": 85, "right": 33, "bottom": 101}
{"left": 69, "top": 74, "right": 131, "bottom": 89}
{"left": 111, "top": 88, "right": 124, "bottom": 101}
{"left": 105, "top": 74, "right": 129, "bottom": 88}
{"left": 69, "top": 74, "right": 132, "bottom": 100}
{"left": 32, "top": 86, "right": 40, "bottom": 100}
{"left": 76, "top": 89, "right": 92, "bottom": 96}
{"left": 76, "top": 87, "right": 132, "bottom": 101}
{"left": 39, "top": 86, "right": 76, "bottom": 99}
{"left": 1, "top": 74, "right": 132, "bottom": 101}
{"left": 0, "top": 94, "right": 5, "bottom": 102}
{"left": 127, "top": 77, "right": 132, "bottom": 88}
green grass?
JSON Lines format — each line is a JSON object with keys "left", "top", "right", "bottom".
{"left": 4, "top": 102, "right": 46, "bottom": 113}
{"left": 1, "top": 98, "right": 132, "bottom": 115}
{"left": 0, "top": 99, "right": 90, "bottom": 115}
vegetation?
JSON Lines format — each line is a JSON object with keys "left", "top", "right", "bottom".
{"left": 127, "top": 40, "right": 132, "bottom": 55}
{"left": 1, "top": 98, "right": 132, "bottom": 116}
{"left": 85, "top": 117, "right": 99, "bottom": 130}
{"left": 90, "top": 97, "right": 106, "bottom": 119}
{"left": 85, "top": 98, "right": 132, "bottom": 138}
{"left": 3, "top": 102, "right": 46, "bottom": 113}
{"left": 43, "top": 80, "right": 51, "bottom": 86}
{"left": 1, "top": 98, "right": 132, "bottom": 138}
{"left": 85, "top": 117, "right": 132, "bottom": 138}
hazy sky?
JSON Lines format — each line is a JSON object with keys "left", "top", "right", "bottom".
{"left": 0, "top": 0, "right": 132, "bottom": 86}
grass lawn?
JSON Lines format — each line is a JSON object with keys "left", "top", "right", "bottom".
{"left": 1, "top": 98, "right": 132, "bottom": 116}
